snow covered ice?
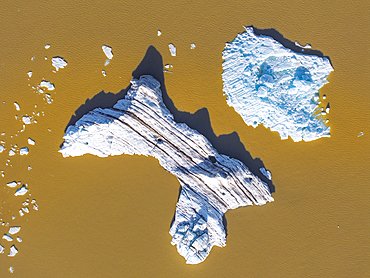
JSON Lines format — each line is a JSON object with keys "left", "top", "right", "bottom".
{"left": 60, "top": 75, "right": 273, "bottom": 264}
{"left": 222, "top": 26, "right": 334, "bottom": 142}
{"left": 52, "top": 57, "right": 68, "bottom": 71}
{"left": 102, "top": 45, "right": 113, "bottom": 59}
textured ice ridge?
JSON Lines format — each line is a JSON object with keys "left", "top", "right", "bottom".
{"left": 222, "top": 26, "right": 333, "bottom": 142}
{"left": 60, "top": 75, "right": 273, "bottom": 264}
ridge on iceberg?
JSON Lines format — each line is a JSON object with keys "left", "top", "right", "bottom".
{"left": 60, "top": 75, "right": 273, "bottom": 264}
{"left": 222, "top": 26, "right": 334, "bottom": 142}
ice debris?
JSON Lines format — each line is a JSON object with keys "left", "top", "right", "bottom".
{"left": 14, "top": 102, "right": 20, "bottom": 111}
{"left": 20, "top": 147, "right": 29, "bottom": 155}
{"left": 168, "top": 43, "right": 176, "bottom": 56}
{"left": 27, "top": 71, "right": 32, "bottom": 78}
{"left": 40, "top": 80, "right": 55, "bottom": 91}
{"left": 60, "top": 75, "right": 273, "bottom": 264}
{"left": 9, "top": 150, "right": 15, "bottom": 156}
{"left": 295, "top": 41, "right": 312, "bottom": 49}
{"left": 8, "top": 227, "right": 21, "bottom": 235}
{"left": 190, "top": 43, "right": 196, "bottom": 49}
{"left": 45, "top": 44, "right": 50, "bottom": 49}
{"left": 8, "top": 245, "right": 18, "bottom": 257}
{"left": 102, "top": 45, "right": 113, "bottom": 59}
{"left": 28, "top": 138, "right": 35, "bottom": 145}
{"left": 259, "top": 167, "right": 272, "bottom": 180}
{"left": 2, "top": 234, "right": 13, "bottom": 241}
{"left": 19, "top": 210, "right": 24, "bottom": 217}
{"left": 52, "top": 56, "right": 68, "bottom": 71}
{"left": 222, "top": 26, "right": 334, "bottom": 142}
{"left": 14, "top": 185, "right": 28, "bottom": 196}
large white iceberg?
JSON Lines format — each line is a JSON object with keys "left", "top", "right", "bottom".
{"left": 222, "top": 26, "right": 333, "bottom": 142}
{"left": 60, "top": 75, "right": 273, "bottom": 264}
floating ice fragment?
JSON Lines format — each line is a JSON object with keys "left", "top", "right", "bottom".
{"left": 14, "top": 185, "right": 28, "bottom": 196}
{"left": 19, "top": 210, "right": 24, "bottom": 217}
{"left": 9, "top": 266, "right": 14, "bottom": 273}
{"left": 0, "top": 244, "right": 4, "bottom": 253}
{"left": 22, "top": 207, "right": 29, "bottom": 213}
{"left": 51, "top": 56, "right": 68, "bottom": 71}
{"left": 31, "top": 57, "right": 35, "bottom": 61}
{"left": 8, "top": 227, "right": 20, "bottom": 235}
{"left": 14, "top": 102, "right": 20, "bottom": 111}
{"left": 45, "top": 44, "right": 50, "bottom": 49}
{"left": 9, "top": 150, "right": 15, "bottom": 156}
{"left": 0, "top": 145, "right": 4, "bottom": 153}
{"left": 104, "top": 59, "right": 110, "bottom": 66}
{"left": 168, "top": 43, "right": 176, "bottom": 56}
{"left": 358, "top": 132, "right": 364, "bottom": 137}
{"left": 8, "top": 245, "right": 18, "bottom": 257}
{"left": 102, "top": 70, "right": 106, "bottom": 77}
{"left": 28, "top": 138, "right": 35, "bottom": 145}
{"left": 33, "top": 204, "right": 39, "bottom": 210}
{"left": 28, "top": 166, "right": 32, "bottom": 170}
{"left": 7, "top": 181, "right": 18, "bottom": 188}
{"left": 323, "top": 94, "right": 326, "bottom": 99}
{"left": 102, "top": 45, "right": 113, "bottom": 59}
{"left": 27, "top": 71, "right": 32, "bottom": 78}
{"left": 190, "top": 43, "right": 196, "bottom": 49}
{"left": 157, "top": 30, "right": 162, "bottom": 36}
{"left": 259, "top": 167, "right": 272, "bottom": 180}
{"left": 164, "top": 64, "right": 173, "bottom": 69}
{"left": 222, "top": 27, "right": 333, "bottom": 142}
{"left": 17, "top": 237, "right": 22, "bottom": 242}
{"left": 20, "top": 147, "right": 29, "bottom": 155}
{"left": 2, "top": 234, "right": 13, "bottom": 241}
{"left": 40, "top": 80, "right": 55, "bottom": 91}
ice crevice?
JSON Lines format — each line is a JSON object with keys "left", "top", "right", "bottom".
{"left": 60, "top": 75, "right": 273, "bottom": 264}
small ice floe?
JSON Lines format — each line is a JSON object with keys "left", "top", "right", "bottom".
{"left": 157, "top": 30, "right": 162, "bottom": 36}
{"left": 45, "top": 44, "right": 50, "bottom": 49}
{"left": 102, "top": 45, "right": 113, "bottom": 59}
{"left": 14, "top": 102, "right": 20, "bottom": 111}
{"left": 8, "top": 227, "right": 21, "bottom": 235}
{"left": 102, "top": 70, "right": 106, "bottom": 77}
{"left": 14, "top": 185, "right": 28, "bottom": 196}
{"left": 295, "top": 41, "right": 312, "bottom": 49}
{"left": 358, "top": 132, "right": 364, "bottom": 137}
{"left": 19, "top": 210, "right": 24, "bottom": 217}
{"left": 20, "top": 147, "right": 29, "bottom": 156}
{"left": 17, "top": 237, "right": 22, "bottom": 242}
{"left": 27, "top": 71, "right": 32, "bottom": 78}
{"left": 40, "top": 80, "right": 55, "bottom": 91}
{"left": 7, "top": 181, "right": 18, "bottom": 188}
{"left": 9, "top": 150, "right": 15, "bottom": 156}
{"left": 52, "top": 56, "right": 68, "bottom": 71}
{"left": 259, "top": 167, "right": 272, "bottom": 180}
{"left": 2, "top": 234, "right": 13, "bottom": 241}
{"left": 0, "top": 244, "right": 4, "bottom": 253}
{"left": 8, "top": 245, "right": 18, "bottom": 257}
{"left": 168, "top": 43, "right": 176, "bottom": 56}
{"left": 22, "top": 207, "right": 29, "bottom": 214}
{"left": 0, "top": 145, "right": 4, "bottom": 153}
{"left": 28, "top": 138, "right": 35, "bottom": 145}
{"left": 190, "top": 43, "right": 196, "bottom": 49}
{"left": 104, "top": 59, "right": 110, "bottom": 66}
{"left": 22, "top": 116, "right": 32, "bottom": 125}
{"left": 9, "top": 266, "right": 14, "bottom": 273}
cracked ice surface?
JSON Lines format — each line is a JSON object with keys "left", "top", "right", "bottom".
{"left": 60, "top": 75, "right": 273, "bottom": 264}
{"left": 222, "top": 26, "right": 333, "bottom": 142}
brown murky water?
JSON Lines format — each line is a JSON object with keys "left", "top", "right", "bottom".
{"left": 0, "top": 0, "right": 369, "bottom": 277}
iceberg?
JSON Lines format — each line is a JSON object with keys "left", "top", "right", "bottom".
{"left": 14, "top": 185, "right": 28, "bottom": 196}
{"left": 168, "top": 43, "right": 176, "bottom": 56}
{"left": 51, "top": 57, "right": 68, "bottom": 71}
{"left": 222, "top": 26, "right": 334, "bottom": 142}
{"left": 102, "top": 45, "right": 113, "bottom": 60}
{"left": 40, "top": 80, "right": 55, "bottom": 91}
{"left": 60, "top": 75, "right": 273, "bottom": 264}
{"left": 8, "top": 227, "right": 21, "bottom": 235}
{"left": 0, "top": 244, "right": 4, "bottom": 253}
{"left": 8, "top": 245, "right": 18, "bottom": 257}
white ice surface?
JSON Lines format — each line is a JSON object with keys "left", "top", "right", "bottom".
{"left": 7, "top": 181, "right": 18, "bottom": 188}
{"left": 8, "top": 245, "right": 18, "bottom": 257}
{"left": 45, "top": 44, "right": 50, "bottom": 49}
{"left": 102, "top": 45, "right": 113, "bottom": 59}
{"left": 8, "top": 227, "right": 21, "bottom": 235}
{"left": 19, "top": 210, "right": 24, "bottom": 217}
{"left": 17, "top": 237, "right": 22, "bottom": 242}
{"left": 358, "top": 132, "right": 364, "bottom": 137}
{"left": 9, "top": 266, "right": 14, "bottom": 273}
{"left": 168, "top": 43, "right": 176, "bottom": 56}
{"left": 102, "top": 70, "right": 106, "bottom": 77}
{"left": 40, "top": 80, "right": 55, "bottom": 91}
{"left": 157, "top": 30, "right": 162, "bottom": 36}
{"left": 9, "top": 150, "right": 15, "bottom": 156}
{"left": 60, "top": 75, "right": 273, "bottom": 264}
{"left": 104, "top": 59, "right": 110, "bottom": 66}
{"left": 14, "top": 185, "right": 28, "bottom": 196}
{"left": 0, "top": 244, "right": 4, "bottom": 253}
{"left": 222, "top": 27, "right": 333, "bottom": 142}
{"left": 14, "top": 102, "right": 20, "bottom": 111}
{"left": 51, "top": 57, "right": 68, "bottom": 71}
{"left": 2, "top": 234, "right": 13, "bottom": 241}
{"left": 190, "top": 43, "right": 196, "bottom": 49}
{"left": 27, "top": 71, "right": 32, "bottom": 78}
{"left": 20, "top": 147, "right": 29, "bottom": 155}
{"left": 22, "top": 116, "right": 32, "bottom": 125}
{"left": 0, "top": 145, "right": 4, "bottom": 153}
{"left": 28, "top": 138, "right": 35, "bottom": 145}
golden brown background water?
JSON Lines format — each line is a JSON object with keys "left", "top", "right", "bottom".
{"left": 0, "top": 0, "right": 369, "bottom": 277}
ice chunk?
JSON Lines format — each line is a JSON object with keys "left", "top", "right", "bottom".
{"left": 27, "top": 71, "right": 32, "bottom": 78}
{"left": 40, "top": 80, "right": 55, "bottom": 91}
{"left": 0, "top": 145, "right": 4, "bottom": 153}
{"left": 60, "top": 75, "right": 273, "bottom": 264}
{"left": 168, "top": 43, "right": 176, "bottom": 56}
{"left": 358, "top": 132, "right": 364, "bottom": 137}
{"left": 31, "top": 57, "right": 35, "bottom": 61}
{"left": 222, "top": 27, "right": 334, "bottom": 142}
{"left": 104, "top": 59, "right": 110, "bottom": 66}
{"left": 22, "top": 116, "right": 31, "bottom": 125}
{"left": 190, "top": 43, "right": 196, "bottom": 49}
{"left": 102, "top": 45, "right": 113, "bottom": 59}
{"left": 20, "top": 147, "right": 29, "bottom": 155}
{"left": 102, "top": 70, "right": 106, "bottom": 77}
{"left": 19, "top": 210, "right": 24, "bottom": 217}
{"left": 9, "top": 266, "right": 14, "bottom": 273}
{"left": 2, "top": 234, "right": 13, "bottom": 241}
{"left": 14, "top": 185, "right": 28, "bottom": 196}
{"left": 259, "top": 167, "right": 272, "bottom": 180}
{"left": 22, "top": 207, "right": 29, "bottom": 213}
{"left": 33, "top": 203, "right": 39, "bottom": 210}
{"left": 0, "top": 244, "right": 4, "bottom": 253}
{"left": 8, "top": 245, "right": 18, "bottom": 257}
{"left": 28, "top": 166, "right": 32, "bottom": 170}
{"left": 45, "top": 44, "right": 50, "bottom": 49}
{"left": 16, "top": 237, "right": 22, "bottom": 242}
{"left": 28, "top": 138, "right": 35, "bottom": 145}
{"left": 8, "top": 227, "right": 21, "bottom": 235}
{"left": 51, "top": 56, "right": 68, "bottom": 71}
{"left": 9, "top": 150, "right": 15, "bottom": 156}
{"left": 14, "top": 102, "right": 20, "bottom": 111}
{"left": 7, "top": 181, "right": 18, "bottom": 187}
{"left": 157, "top": 30, "right": 162, "bottom": 36}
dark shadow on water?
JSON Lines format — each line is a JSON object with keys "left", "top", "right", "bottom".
{"left": 250, "top": 25, "right": 333, "bottom": 68}
{"left": 63, "top": 45, "right": 276, "bottom": 234}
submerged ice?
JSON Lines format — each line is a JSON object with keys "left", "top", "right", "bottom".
{"left": 222, "top": 27, "right": 333, "bottom": 142}
{"left": 60, "top": 75, "right": 273, "bottom": 264}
